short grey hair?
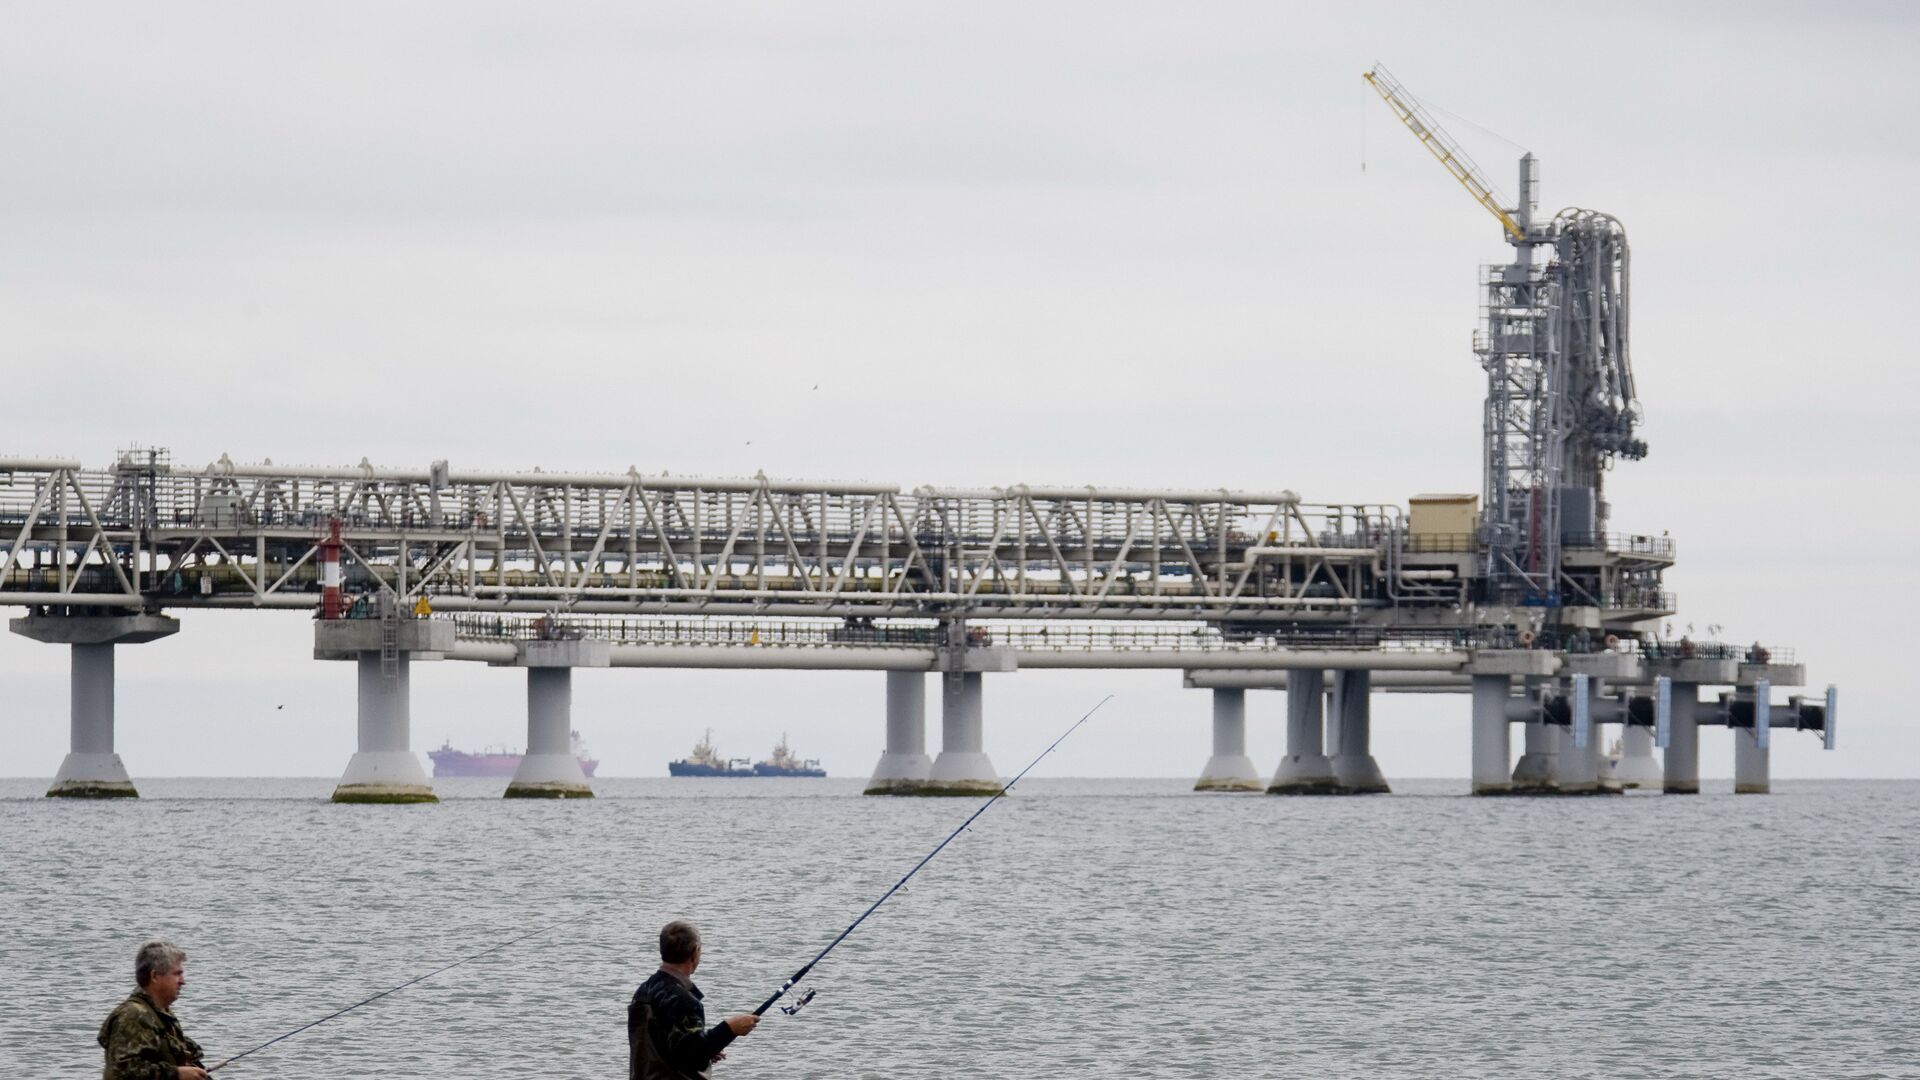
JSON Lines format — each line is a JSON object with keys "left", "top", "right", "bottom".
{"left": 659, "top": 920, "right": 701, "bottom": 964}
{"left": 135, "top": 940, "right": 186, "bottom": 987}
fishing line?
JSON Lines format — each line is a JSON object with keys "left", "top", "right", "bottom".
{"left": 753, "top": 693, "right": 1113, "bottom": 1017}
{"left": 203, "top": 915, "right": 582, "bottom": 1073}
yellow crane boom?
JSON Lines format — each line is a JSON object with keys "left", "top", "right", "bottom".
{"left": 1364, "top": 65, "right": 1526, "bottom": 244}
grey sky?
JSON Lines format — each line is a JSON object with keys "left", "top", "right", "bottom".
{"left": 3, "top": 3, "right": 1914, "bottom": 779}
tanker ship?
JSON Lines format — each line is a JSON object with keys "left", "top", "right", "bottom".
{"left": 429, "top": 730, "right": 600, "bottom": 778}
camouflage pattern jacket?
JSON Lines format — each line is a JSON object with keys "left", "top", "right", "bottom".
{"left": 627, "top": 969, "right": 736, "bottom": 1080}
{"left": 98, "top": 991, "right": 204, "bottom": 1080}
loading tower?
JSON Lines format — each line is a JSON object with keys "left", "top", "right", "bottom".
{"left": 1366, "top": 65, "right": 1647, "bottom": 610}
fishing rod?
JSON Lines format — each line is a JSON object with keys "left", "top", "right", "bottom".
{"left": 203, "top": 916, "right": 579, "bottom": 1073}
{"left": 753, "top": 693, "right": 1112, "bottom": 1018}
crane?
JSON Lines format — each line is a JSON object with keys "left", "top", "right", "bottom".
{"left": 1363, "top": 65, "right": 1527, "bottom": 244}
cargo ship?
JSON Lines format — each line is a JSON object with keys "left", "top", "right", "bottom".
{"left": 668, "top": 730, "right": 753, "bottom": 777}
{"left": 429, "top": 730, "right": 600, "bottom": 778}
{"left": 753, "top": 734, "right": 825, "bottom": 777}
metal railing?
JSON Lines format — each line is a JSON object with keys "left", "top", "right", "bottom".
{"left": 1562, "top": 532, "right": 1675, "bottom": 558}
{"left": 1635, "top": 639, "right": 1795, "bottom": 664}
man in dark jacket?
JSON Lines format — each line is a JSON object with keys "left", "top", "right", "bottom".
{"left": 99, "top": 940, "right": 208, "bottom": 1080}
{"left": 629, "top": 920, "right": 759, "bottom": 1080}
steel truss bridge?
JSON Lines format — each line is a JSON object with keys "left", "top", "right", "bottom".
{"left": 0, "top": 450, "right": 1675, "bottom": 636}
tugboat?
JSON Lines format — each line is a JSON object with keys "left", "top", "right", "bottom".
{"left": 668, "top": 730, "right": 753, "bottom": 777}
{"left": 753, "top": 734, "right": 826, "bottom": 777}
{"left": 429, "top": 730, "right": 600, "bottom": 778}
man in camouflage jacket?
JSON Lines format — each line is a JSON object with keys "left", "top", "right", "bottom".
{"left": 99, "top": 940, "right": 207, "bottom": 1080}
{"left": 629, "top": 920, "right": 758, "bottom": 1080}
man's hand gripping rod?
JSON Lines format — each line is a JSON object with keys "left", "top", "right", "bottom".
{"left": 752, "top": 694, "right": 1112, "bottom": 1017}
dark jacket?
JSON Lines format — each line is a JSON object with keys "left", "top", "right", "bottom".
{"left": 628, "top": 969, "right": 736, "bottom": 1080}
{"left": 99, "top": 991, "right": 204, "bottom": 1080}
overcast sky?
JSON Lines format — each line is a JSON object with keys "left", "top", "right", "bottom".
{"left": 2, "top": 2, "right": 1914, "bottom": 781}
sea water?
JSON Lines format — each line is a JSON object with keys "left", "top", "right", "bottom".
{"left": 2, "top": 777, "right": 1913, "bottom": 1079}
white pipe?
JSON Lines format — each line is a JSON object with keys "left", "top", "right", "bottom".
{"left": 186, "top": 461, "right": 900, "bottom": 496}
{"left": 0, "top": 459, "right": 83, "bottom": 470}
{"left": 0, "top": 592, "right": 146, "bottom": 608}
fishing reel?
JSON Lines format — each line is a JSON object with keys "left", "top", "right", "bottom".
{"left": 778, "top": 988, "right": 818, "bottom": 1016}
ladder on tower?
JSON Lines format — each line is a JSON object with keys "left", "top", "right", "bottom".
{"left": 378, "top": 590, "right": 401, "bottom": 682}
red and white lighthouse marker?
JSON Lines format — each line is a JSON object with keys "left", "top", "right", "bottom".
{"left": 320, "top": 518, "right": 345, "bottom": 620}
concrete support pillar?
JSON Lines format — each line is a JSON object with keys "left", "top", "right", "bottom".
{"left": 504, "top": 667, "right": 593, "bottom": 798}
{"left": 1196, "top": 688, "right": 1261, "bottom": 791}
{"left": 1663, "top": 683, "right": 1700, "bottom": 795}
{"left": 1543, "top": 676, "right": 1622, "bottom": 795}
{"left": 1734, "top": 725, "right": 1770, "bottom": 795}
{"left": 925, "top": 672, "right": 1000, "bottom": 795}
{"left": 1555, "top": 678, "right": 1600, "bottom": 794}
{"left": 13, "top": 613, "right": 180, "bottom": 799}
{"left": 1609, "top": 724, "right": 1663, "bottom": 790}
{"left": 46, "top": 643, "right": 137, "bottom": 798}
{"left": 1269, "top": 672, "right": 1338, "bottom": 794}
{"left": 1329, "top": 670, "right": 1389, "bottom": 794}
{"left": 333, "top": 655, "right": 437, "bottom": 804}
{"left": 1511, "top": 717, "right": 1558, "bottom": 794}
{"left": 866, "top": 671, "right": 935, "bottom": 794}
{"left": 1470, "top": 674, "right": 1512, "bottom": 795}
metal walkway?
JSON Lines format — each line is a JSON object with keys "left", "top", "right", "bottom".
{"left": 0, "top": 451, "right": 1670, "bottom": 632}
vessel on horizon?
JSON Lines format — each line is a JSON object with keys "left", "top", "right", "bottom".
{"left": 753, "top": 733, "right": 825, "bottom": 777}
{"left": 668, "top": 730, "right": 826, "bottom": 777}
{"left": 429, "top": 730, "right": 600, "bottom": 778}
{"left": 668, "top": 729, "right": 753, "bottom": 777}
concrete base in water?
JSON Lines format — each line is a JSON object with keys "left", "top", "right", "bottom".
{"left": 1330, "top": 754, "right": 1390, "bottom": 794}
{"left": 502, "top": 784, "right": 594, "bottom": 799}
{"left": 333, "top": 750, "right": 439, "bottom": 804}
{"left": 1196, "top": 754, "right": 1264, "bottom": 792}
{"left": 503, "top": 754, "right": 595, "bottom": 799}
{"left": 1609, "top": 726, "right": 1664, "bottom": 789}
{"left": 1268, "top": 756, "right": 1341, "bottom": 795}
{"left": 881, "top": 778, "right": 1006, "bottom": 796}
{"left": 47, "top": 752, "right": 138, "bottom": 798}
{"left": 865, "top": 752, "right": 936, "bottom": 795}
{"left": 925, "top": 750, "right": 1004, "bottom": 796}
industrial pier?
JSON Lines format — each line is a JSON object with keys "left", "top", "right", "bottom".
{"left": 0, "top": 69, "right": 1833, "bottom": 800}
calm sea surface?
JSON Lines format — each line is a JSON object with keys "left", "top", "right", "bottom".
{"left": 2, "top": 776, "right": 1913, "bottom": 1079}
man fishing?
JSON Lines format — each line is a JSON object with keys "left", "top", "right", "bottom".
{"left": 629, "top": 920, "right": 759, "bottom": 1079}
{"left": 99, "top": 940, "right": 208, "bottom": 1080}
